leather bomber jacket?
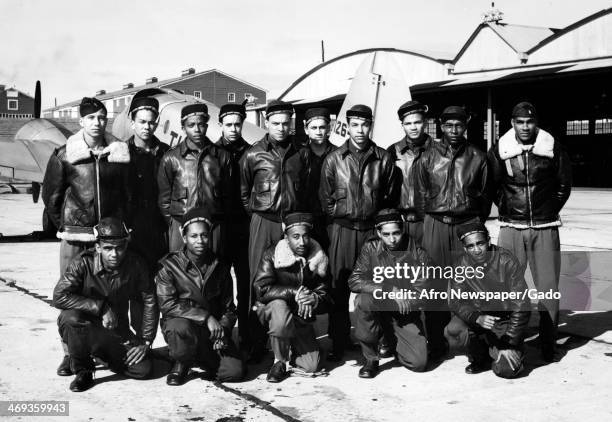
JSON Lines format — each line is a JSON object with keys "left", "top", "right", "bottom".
{"left": 415, "top": 138, "right": 491, "bottom": 221}
{"left": 348, "top": 236, "right": 436, "bottom": 310}
{"left": 157, "top": 137, "right": 234, "bottom": 224}
{"left": 52, "top": 249, "right": 158, "bottom": 342}
{"left": 253, "top": 241, "right": 331, "bottom": 315}
{"left": 387, "top": 135, "right": 433, "bottom": 219}
{"left": 240, "top": 135, "right": 310, "bottom": 219}
{"left": 42, "top": 130, "right": 131, "bottom": 241}
{"left": 319, "top": 140, "right": 399, "bottom": 224}
{"left": 449, "top": 245, "right": 530, "bottom": 347}
{"left": 487, "top": 130, "right": 572, "bottom": 225}
{"left": 155, "top": 250, "right": 236, "bottom": 329}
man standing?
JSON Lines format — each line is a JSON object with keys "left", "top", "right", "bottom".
{"left": 156, "top": 208, "right": 245, "bottom": 385}
{"left": 415, "top": 105, "right": 491, "bottom": 360}
{"left": 319, "top": 104, "right": 398, "bottom": 361}
{"left": 445, "top": 223, "right": 530, "bottom": 378}
{"left": 53, "top": 217, "right": 158, "bottom": 392}
{"left": 43, "top": 97, "right": 131, "bottom": 377}
{"left": 387, "top": 100, "right": 433, "bottom": 246}
{"left": 488, "top": 102, "right": 572, "bottom": 361}
{"left": 157, "top": 103, "right": 233, "bottom": 254}
{"left": 253, "top": 212, "right": 330, "bottom": 382}
{"left": 349, "top": 209, "right": 434, "bottom": 378}
{"left": 126, "top": 97, "right": 169, "bottom": 271}
{"left": 303, "top": 107, "right": 337, "bottom": 250}
{"left": 215, "top": 103, "right": 251, "bottom": 351}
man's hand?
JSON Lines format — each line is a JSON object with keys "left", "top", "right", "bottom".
{"left": 102, "top": 305, "right": 118, "bottom": 330}
{"left": 207, "top": 315, "right": 224, "bottom": 340}
{"left": 496, "top": 349, "right": 521, "bottom": 372}
{"left": 125, "top": 343, "right": 149, "bottom": 366}
{"left": 297, "top": 288, "right": 316, "bottom": 306}
{"left": 298, "top": 303, "right": 314, "bottom": 319}
{"left": 476, "top": 315, "right": 500, "bottom": 330}
{"left": 392, "top": 287, "right": 410, "bottom": 315}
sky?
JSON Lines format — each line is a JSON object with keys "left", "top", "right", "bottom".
{"left": 1, "top": 0, "right": 611, "bottom": 108}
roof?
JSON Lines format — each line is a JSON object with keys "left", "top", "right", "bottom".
{"left": 1, "top": 86, "right": 34, "bottom": 99}
{"left": 45, "top": 69, "right": 267, "bottom": 112}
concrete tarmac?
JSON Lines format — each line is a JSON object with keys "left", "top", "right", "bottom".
{"left": 1, "top": 192, "right": 611, "bottom": 421}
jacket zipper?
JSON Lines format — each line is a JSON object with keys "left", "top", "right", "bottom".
{"left": 524, "top": 150, "right": 533, "bottom": 226}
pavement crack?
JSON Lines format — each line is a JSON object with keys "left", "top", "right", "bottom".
{"left": 213, "top": 382, "right": 303, "bottom": 422}
{"left": 0, "top": 275, "right": 53, "bottom": 306}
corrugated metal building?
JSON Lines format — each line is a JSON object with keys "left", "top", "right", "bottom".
{"left": 278, "top": 7, "right": 612, "bottom": 187}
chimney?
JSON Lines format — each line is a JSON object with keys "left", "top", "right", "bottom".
{"left": 123, "top": 82, "right": 134, "bottom": 90}
{"left": 181, "top": 67, "right": 196, "bottom": 76}
{"left": 95, "top": 89, "right": 106, "bottom": 96}
{"left": 146, "top": 76, "right": 158, "bottom": 84}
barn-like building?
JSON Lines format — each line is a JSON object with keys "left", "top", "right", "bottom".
{"left": 275, "top": 7, "right": 612, "bottom": 187}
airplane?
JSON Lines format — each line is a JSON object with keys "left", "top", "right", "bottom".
{"left": 111, "top": 87, "right": 266, "bottom": 147}
{"left": 329, "top": 51, "right": 413, "bottom": 149}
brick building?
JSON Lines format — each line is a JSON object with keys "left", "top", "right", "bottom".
{"left": 0, "top": 85, "right": 34, "bottom": 119}
{"left": 43, "top": 68, "right": 267, "bottom": 118}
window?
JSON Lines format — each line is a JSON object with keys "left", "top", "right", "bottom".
{"left": 595, "top": 118, "right": 612, "bottom": 134}
{"left": 193, "top": 91, "right": 202, "bottom": 99}
{"left": 7, "top": 99, "right": 18, "bottom": 110}
{"left": 483, "top": 120, "right": 500, "bottom": 141}
{"left": 566, "top": 120, "right": 589, "bottom": 136}
{"left": 227, "top": 92, "right": 235, "bottom": 102}
{"left": 425, "top": 118, "right": 438, "bottom": 138}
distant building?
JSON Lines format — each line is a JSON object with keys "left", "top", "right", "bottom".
{"left": 43, "top": 68, "right": 267, "bottom": 118}
{"left": 0, "top": 85, "right": 34, "bottom": 119}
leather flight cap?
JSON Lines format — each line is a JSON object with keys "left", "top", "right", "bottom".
{"left": 397, "top": 100, "right": 428, "bottom": 120}
{"left": 304, "top": 107, "right": 331, "bottom": 125}
{"left": 457, "top": 222, "right": 489, "bottom": 240}
{"left": 181, "top": 207, "right": 213, "bottom": 233}
{"left": 181, "top": 103, "right": 209, "bottom": 122}
{"left": 93, "top": 217, "right": 130, "bottom": 241}
{"left": 375, "top": 208, "right": 403, "bottom": 228}
{"left": 219, "top": 103, "right": 246, "bottom": 122}
{"left": 282, "top": 212, "right": 314, "bottom": 232}
{"left": 440, "top": 106, "right": 468, "bottom": 123}
{"left": 129, "top": 97, "right": 159, "bottom": 116}
{"left": 346, "top": 104, "right": 373, "bottom": 121}
{"left": 266, "top": 100, "right": 294, "bottom": 118}
{"left": 512, "top": 102, "right": 538, "bottom": 119}
{"left": 79, "top": 97, "right": 107, "bottom": 117}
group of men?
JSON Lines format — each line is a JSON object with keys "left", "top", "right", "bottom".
{"left": 42, "top": 92, "right": 571, "bottom": 392}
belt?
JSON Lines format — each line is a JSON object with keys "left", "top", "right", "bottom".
{"left": 255, "top": 212, "right": 282, "bottom": 223}
{"left": 429, "top": 214, "right": 478, "bottom": 225}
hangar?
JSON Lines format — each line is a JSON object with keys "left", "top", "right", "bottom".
{"left": 275, "top": 7, "right": 612, "bottom": 187}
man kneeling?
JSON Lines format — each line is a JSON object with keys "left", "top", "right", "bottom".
{"left": 53, "top": 217, "right": 158, "bottom": 392}
{"left": 349, "top": 209, "right": 435, "bottom": 378}
{"left": 156, "top": 208, "right": 245, "bottom": 385}
{"left": 445, "top": 222, "right": 530, "bottom": 378}
{"left": 253, "top": 212, "right": 330, "bottom": 383}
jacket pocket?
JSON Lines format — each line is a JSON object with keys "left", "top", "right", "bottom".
{"left": 170, "top": 187, "right": 188, "bottom": 215}
{"left": 333, "top": 187, "right": 347, "bottom": 217}
{"left": 254, "top": 181, "right": 271, "bottom": 208}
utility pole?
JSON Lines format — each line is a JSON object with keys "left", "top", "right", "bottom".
{"left": 321, "top": 40, "right": 325, "bottom": 63}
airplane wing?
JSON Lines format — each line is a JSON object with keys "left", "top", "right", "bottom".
{"left": 329, "top": 51, "right": 413, "bottom": 149}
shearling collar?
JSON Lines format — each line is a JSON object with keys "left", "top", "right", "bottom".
{"left": 273, "top": 238, "right": 328, "bottom": 277}
{"left": 498, "top": 128, "right": 554, "bottom": 160}
{"left": 66, "top": 129, "right": 130, "bottom": 164}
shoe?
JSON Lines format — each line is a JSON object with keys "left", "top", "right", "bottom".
{"left": 378, "top": 343, "right": 394, "bottom": 359}
{"left": 266, "top": 361, "right": 287, "bottom": 383}
{"left": 465, "top": 361, "right": 491, "bottom": 374}
{"left": 358, "top": 360, "right": 379, "bottom": 378}
{"left": 326, "top": 349, "right": 344, "bottom": 362}
{"left": 166, "top": 362, "right": 190, "bottom": 386}
{"left": 57, "top": 355, "right": 73, "bottom": 377}
{"left": 69, "top": 371, "right": 94, "bottom": 392}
